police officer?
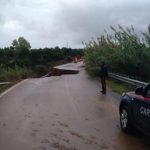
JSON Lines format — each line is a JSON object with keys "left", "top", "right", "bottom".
{"left": 100, "top": 61, "right": 108, "bottom": 94}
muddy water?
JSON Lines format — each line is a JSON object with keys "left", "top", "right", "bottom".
{"left": 0, "top": 63, "right": 149, "bottom": 150}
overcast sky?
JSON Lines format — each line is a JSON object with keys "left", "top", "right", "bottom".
{"left": 0, "top": 0, "right": 150, "bottom": 48}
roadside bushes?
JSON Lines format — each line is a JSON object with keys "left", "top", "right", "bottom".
{"left": 34, "top": 65, "right": 47, "bottom": 76}
{"left": 84, "top": 25, "right": 150, "bottom": 81}
{"left": 0, "top": 46, "right": 84, "bottom": 80}
{"left": 0, "top": 66, "right": 32, "bottom": 81}
{"left": 0, "top": 47, "right": 83, "bottom": 69}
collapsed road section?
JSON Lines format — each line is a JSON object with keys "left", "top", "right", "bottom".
{"left": 44, "top": 62, "right": 84, "bottom": 77}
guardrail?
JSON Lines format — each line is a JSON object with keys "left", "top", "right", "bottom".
{"left": 0, "top": 82, "right": 11, "bottom": 85}
{"left": 109, "top": 73, "right": 147, "bottom": 86}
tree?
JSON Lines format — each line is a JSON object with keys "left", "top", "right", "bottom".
{"left": 12, "top": 37, "right": 31, "bottom": 51}
{"left": 11, "top": 37, "right": 31, "bottom": 66}
{"left": 12, "top": 39, "right": 19, "bottom": 50}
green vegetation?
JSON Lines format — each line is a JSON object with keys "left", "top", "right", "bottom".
{"left": 34, "top": 65, "right": 47, "bottom": 76}
{"left": 0, "top": 84, "right": 13, "bottom": 94}
{"left": 0, "top": 66, "right": 32, "bottom": 94}
{"left": 84, "top": 25, "right": 150, "bottom": 81}
{"left": 107, "top": 79, "right": 135, "bottom": 95}
{"left": 0, "top": 37, "right": 84, "bottom": 93}
{"left": 0, "top": 66, "right": 32, "bottom": 82}
{"left": 0, "top": 37, "right": 84, "bottom": 82}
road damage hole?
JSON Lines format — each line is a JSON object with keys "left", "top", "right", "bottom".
{"left": 43, "top": 67, "right": 80, "bottom": 77}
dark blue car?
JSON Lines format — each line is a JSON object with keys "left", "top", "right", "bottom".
{"left": 119, "top": 83, "right": 150, "bottom": 135}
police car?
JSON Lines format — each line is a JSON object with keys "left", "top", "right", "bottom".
{"left": 119, "top": 83, "right": 150, "bottom": 135}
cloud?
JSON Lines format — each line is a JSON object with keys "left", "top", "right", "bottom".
{"left": 56, "top": 0, "right": 150, "bottom": 42}
{"left": 0, "top": 0, "right": 150, "bottom": 48}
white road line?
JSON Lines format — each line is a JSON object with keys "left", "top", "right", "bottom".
{"left": 0, "top": 79, "right": 28, "bottom": 99}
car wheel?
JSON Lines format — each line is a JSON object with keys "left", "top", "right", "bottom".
{"left": 120, "top": 106, "right": 133, "bottom": 133}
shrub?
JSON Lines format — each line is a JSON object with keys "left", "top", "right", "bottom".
{"left": 0, "top": 66, "right": 32, "bottom": 81}
{"left": 84, "top": 25, "right": 150, "bottom": 81}
{"left": 34, "top": 65, "right": 47, "bottom": 76}
{"left": 65, "top": 56, "right": 72, "bottom": 62}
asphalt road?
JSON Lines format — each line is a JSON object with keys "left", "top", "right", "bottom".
{"left": 0, "top": 62, "right": 149, "bottom": 150}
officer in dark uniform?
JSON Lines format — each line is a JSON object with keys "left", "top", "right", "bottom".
{"left": 100, "top": 61, "right": 108, "bottom": 94}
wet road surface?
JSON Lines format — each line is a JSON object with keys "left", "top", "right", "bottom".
{"left": 0, "top": 62, "right": 149, "bottom": 150}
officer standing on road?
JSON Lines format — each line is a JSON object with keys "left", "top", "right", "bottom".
{"left": 100, "top": 61, "right": 108, "bottom": 94}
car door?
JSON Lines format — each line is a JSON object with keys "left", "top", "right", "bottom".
{"left": 132, "top": 88, "right": 150, "bottom": 131}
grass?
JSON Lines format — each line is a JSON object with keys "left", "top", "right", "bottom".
{"left": 107, "top": 78, "right": 136, "bottom": 95}
{"left": 0, "top": 66, "right": 32, "bottom": 94}
{"left": 0, "top": 84, "right": 11, "bottom": 94}
{"left": 0, "top": 81, "right": 19, "bottom": 94}
{"left": 85, "top": 70, "right": 136, "bottom": 95}
{"left": 0, "top": 66, "right": 33, "bottom": 82}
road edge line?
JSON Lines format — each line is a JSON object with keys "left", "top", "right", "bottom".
{"left": 0, "top": 79, "right": 29, "bottom": 99}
